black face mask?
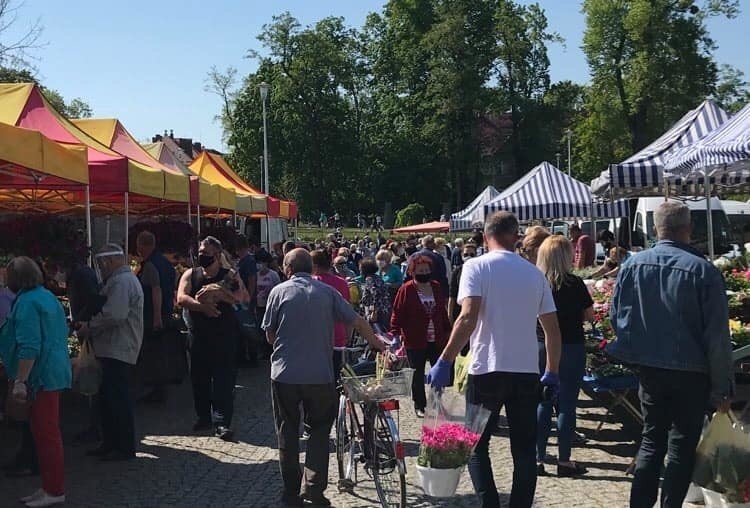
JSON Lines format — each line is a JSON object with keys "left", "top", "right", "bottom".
{"left": 414, "top": 273, "right": 431, "bottom": 283}
{"left": 198, "top": 254, "right": 215, "bottom": 269}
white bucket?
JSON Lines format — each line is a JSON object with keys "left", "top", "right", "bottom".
{"left": 416, "top": 465, "right": 463, "bottom": 498}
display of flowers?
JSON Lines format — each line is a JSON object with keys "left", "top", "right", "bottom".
{"left": 730, "top": 320, "right": 750, "bottom": 349}
{"left": 418, "top": 423, "right": 482, "bottom": 470}
{"left": 725, "top": 268, "right": 750, "bottom": 293}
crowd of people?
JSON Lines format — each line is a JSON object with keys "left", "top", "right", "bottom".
{"left": 0, "top": 201, "right": 736, "bottom": 507}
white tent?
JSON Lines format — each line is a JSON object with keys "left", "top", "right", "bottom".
{"left": 450, "top": 186, "right": 500, "bottom": 230}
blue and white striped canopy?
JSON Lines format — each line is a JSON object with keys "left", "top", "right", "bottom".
{"left": 590, "top": 100, "right": 729, "bottom": 198}
{"left": 484, "top": 162, "right": 629, "bottom": 221}
{"left": 665, "top": 101, "right": 750, "bottom": 177}
{"left": 450, "top": 186, "right": 500, "bottom": 231}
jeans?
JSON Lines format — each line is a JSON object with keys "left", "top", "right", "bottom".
{"left": 29, "top": 391, "right": 64, "bottom": 496}
{"left": 537, "top": 342, "right": 585, "bottom": 462}
{"left": 630, "top": 367, "right": 709, "bottom": 508}
{"left": 406, "top": 343, "right": 441, "bottom": 411}
{"left": 271, "top": 381, "right": 337, "bottom": 498}
{"left": 98, "top": 357, "right": 136, "bottom": 456}
{"left": 466, "top": 372, "right": 539, "bottom": 508}
{"left": 190, "top": 331, "right": 238, "bottom": 427}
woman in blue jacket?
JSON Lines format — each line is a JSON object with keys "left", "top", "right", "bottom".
{"left": 0, "top": 256, "right": 72, "bottom": 507}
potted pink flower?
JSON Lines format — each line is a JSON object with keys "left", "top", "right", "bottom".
{"left": 416, "top": 422, "right": 482, "bottom": 497}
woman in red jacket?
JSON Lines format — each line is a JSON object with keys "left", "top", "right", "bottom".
{"left": 390, "top": 255, "right": 452, "bottom": 418}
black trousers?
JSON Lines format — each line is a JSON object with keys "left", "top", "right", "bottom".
{"left": 406, "top": 343, "right": 443, "bottom": 411}
{"left": 630, "top": 367, "right": 709, "bottom": 508}
{"left": 98, "top": 357, "right": 136, "bottom": 456}
{"left": 466, "top": 372, "right": 539, "bottom": 508}
{"left": 271, "top": 381, "right": 337, "bottom": 498}
{"left": 190, "top": 331, "right": 238, "bottom": 427}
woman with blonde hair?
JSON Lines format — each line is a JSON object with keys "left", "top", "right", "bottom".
{"left": 519, "top": 225, "right": 551, "bottom": 265}
{"left": 0, "top": 257, "right": 71, "bottom": 506}
{"left": 375, "top": 249, "right": 403, "bottom": 291}
{"left": 535, "top": 236, "right": 594, "bottom": 477}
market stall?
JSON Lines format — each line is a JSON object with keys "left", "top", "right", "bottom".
{"left": 450, "top": 185, "right": 499, "bottom": 231}
{"left": 483, "top": 161, "right": 629, "bottom": 222}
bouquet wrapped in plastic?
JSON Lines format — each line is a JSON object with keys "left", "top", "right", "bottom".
{"left": 416, "top": 387, "right": 491, "bottom": 497}
{"left": 693, "top": 412, "right": 750, "bottom": 506}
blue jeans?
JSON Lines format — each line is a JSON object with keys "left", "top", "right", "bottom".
{"left": 536, "top": 342, "right": 585, "bottom": 462}
{"left": 466, "top": 372, "right": 539, "bottom": 508}
{"left": 630, "top": 367, "right": 709, "bottom": 508}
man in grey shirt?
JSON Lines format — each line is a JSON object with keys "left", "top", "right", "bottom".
{"left": 78, "top": 243, "right": 144, "bottom": 462}
{"left": 263, "top": 248, "right": 385, "bottom": 507}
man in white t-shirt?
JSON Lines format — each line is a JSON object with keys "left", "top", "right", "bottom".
{"left": 428, "top": 211, "right": 561, "bottom": 508}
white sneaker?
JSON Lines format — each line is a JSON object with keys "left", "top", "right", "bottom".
{"left": 24, "top": 491, "right": 65, "bottom": 507}
{"left": 20, "top": 489, "right": 45, "bottom": 503}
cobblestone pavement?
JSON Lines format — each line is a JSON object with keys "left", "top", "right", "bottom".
{"left": 0, "top": 364, "right": 681, "bottom": 507}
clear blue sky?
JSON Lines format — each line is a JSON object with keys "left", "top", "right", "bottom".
{"left": 7, "top": 0, "right": 749, "bottom": 150}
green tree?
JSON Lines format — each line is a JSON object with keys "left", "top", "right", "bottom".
{"left": 577, "top": 0, "right": 740, "bottom": 181}
{"left": 395, "top": 203, "right": 427, "bottom": 227}
{"left": 714, "top": 64, "right": 750, "bottom": 114}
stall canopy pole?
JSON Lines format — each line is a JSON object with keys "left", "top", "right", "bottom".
{"left": 105, "top": 216, "right": 111, "bottom": 244}
{"left": 187, "top": 193, "right": 191, "bottom": 229}
{"left": 85, "top": 185, "right": 92, "bottom": 265}
{"left": 608, "top": 165, "right": 619, "bottom": 248}
{"left": 197, "top": 203, "right": 201, "bottom": 238}
{"left": 124, "top": 192, "right": 129, "bottom": 257}
{"left": 705, "top": 179, "right": 715, "bottom": 259}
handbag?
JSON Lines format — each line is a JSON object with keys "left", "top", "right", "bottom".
{"left": 5, "top": 382, "right": 31, "bottom": 421}
{"left": 72, "top": 339, "right": 102, "bottom": 396}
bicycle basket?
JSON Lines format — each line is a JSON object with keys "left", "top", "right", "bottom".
{"left": 341, "top": 368, "right": 415, "bottom": 403}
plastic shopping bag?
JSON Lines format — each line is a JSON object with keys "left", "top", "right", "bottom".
{"left": 418, "top": 387, "right": 491, "bottom": 470}
{"left": 72, "top": 340, "right": 101, "bottom": 396}
{"left": 692, "top": 412, "right": 750, "bottom": 504}
{"left": 416, "top": 387, "right": 491, "bottom": 497}
{"left": 453, "top": 352, "right": 471, "bottom": 395}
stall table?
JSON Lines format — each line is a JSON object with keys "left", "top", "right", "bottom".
{"left": 583, "top": 374, "right": 643, "bottom": 432}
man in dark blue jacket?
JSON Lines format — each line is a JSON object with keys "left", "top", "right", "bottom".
{"left": 608, "top": 201, "right": 733, "bottom": 508}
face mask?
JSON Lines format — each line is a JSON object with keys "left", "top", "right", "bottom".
{"left": 414, "top": 273, "right": 431, "bottom": 283}
{"left": 377, "top": 260, "right": 388, "bottom": 270}
{"left": 198, "top": 254, "right": 215, "bottom": 269}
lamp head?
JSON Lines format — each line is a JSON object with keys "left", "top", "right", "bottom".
{"left": 259, "top": 81, "right": 270, "bottom": 101}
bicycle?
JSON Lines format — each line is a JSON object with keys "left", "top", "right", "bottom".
{"left": 336, "top": 359, "right": 413, "bottom": 508}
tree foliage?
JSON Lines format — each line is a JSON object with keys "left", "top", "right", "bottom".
{"left": 395, "top": 203, "right": 427, "bottom": 227}
{"left": 576, "top": 0, "right": 739, "bottom": 181}
{"left": 217, "top": 0, "right": 742, "bottom": 219}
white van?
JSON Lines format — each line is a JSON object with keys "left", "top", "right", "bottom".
{"left": 632, "top": 197, "right": 731, "bottom": 255}
{"left": 721, "top": 200, "right": 750, "bottom": 244}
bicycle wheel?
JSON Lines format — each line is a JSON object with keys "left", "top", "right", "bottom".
{"left": 336, "top": 396, "right": 357, "bottom": 490}
{"left": 371, "top": 410, "right": 407, "bottom": 508}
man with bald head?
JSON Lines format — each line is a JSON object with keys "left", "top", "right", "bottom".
{"left": 263, "top": 248, "right": 385, "bottom": 507}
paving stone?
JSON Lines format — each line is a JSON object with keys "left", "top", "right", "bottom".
{"left": 0, "top": 364, "right": 687, "bottom": 507}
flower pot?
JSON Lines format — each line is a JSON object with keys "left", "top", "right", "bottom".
{"left": 416, "top": 465, "right": 462, "bottom": 498}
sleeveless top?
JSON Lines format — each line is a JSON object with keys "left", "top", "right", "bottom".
{"left": 187, "top": 267, "right": 239, "bottom": 337}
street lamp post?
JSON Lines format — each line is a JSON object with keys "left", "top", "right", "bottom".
{"left": 259, "top": 155, "right": 264, "bottom": 191}
{"left": 555, "top": 152, "right": 561, "bottom": 169}
{"left": 566, "top": 128, "right": 572, "bottom": 176}
{"left": 259, "top": 82, "right": 270, "bottom": 195}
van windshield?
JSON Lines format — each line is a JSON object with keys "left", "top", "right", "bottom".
{"left": 646, "top": 210, "right": 732, "bottom": 254}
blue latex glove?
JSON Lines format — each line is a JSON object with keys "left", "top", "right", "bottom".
{"left": 540, "top": 371, "right": 560, "bottom": 386}
{"left": 540, "top": 370, "right": 560, "bottom": 400}
{"left": 426, "top": 359, "right": 453, "bottom": 389}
